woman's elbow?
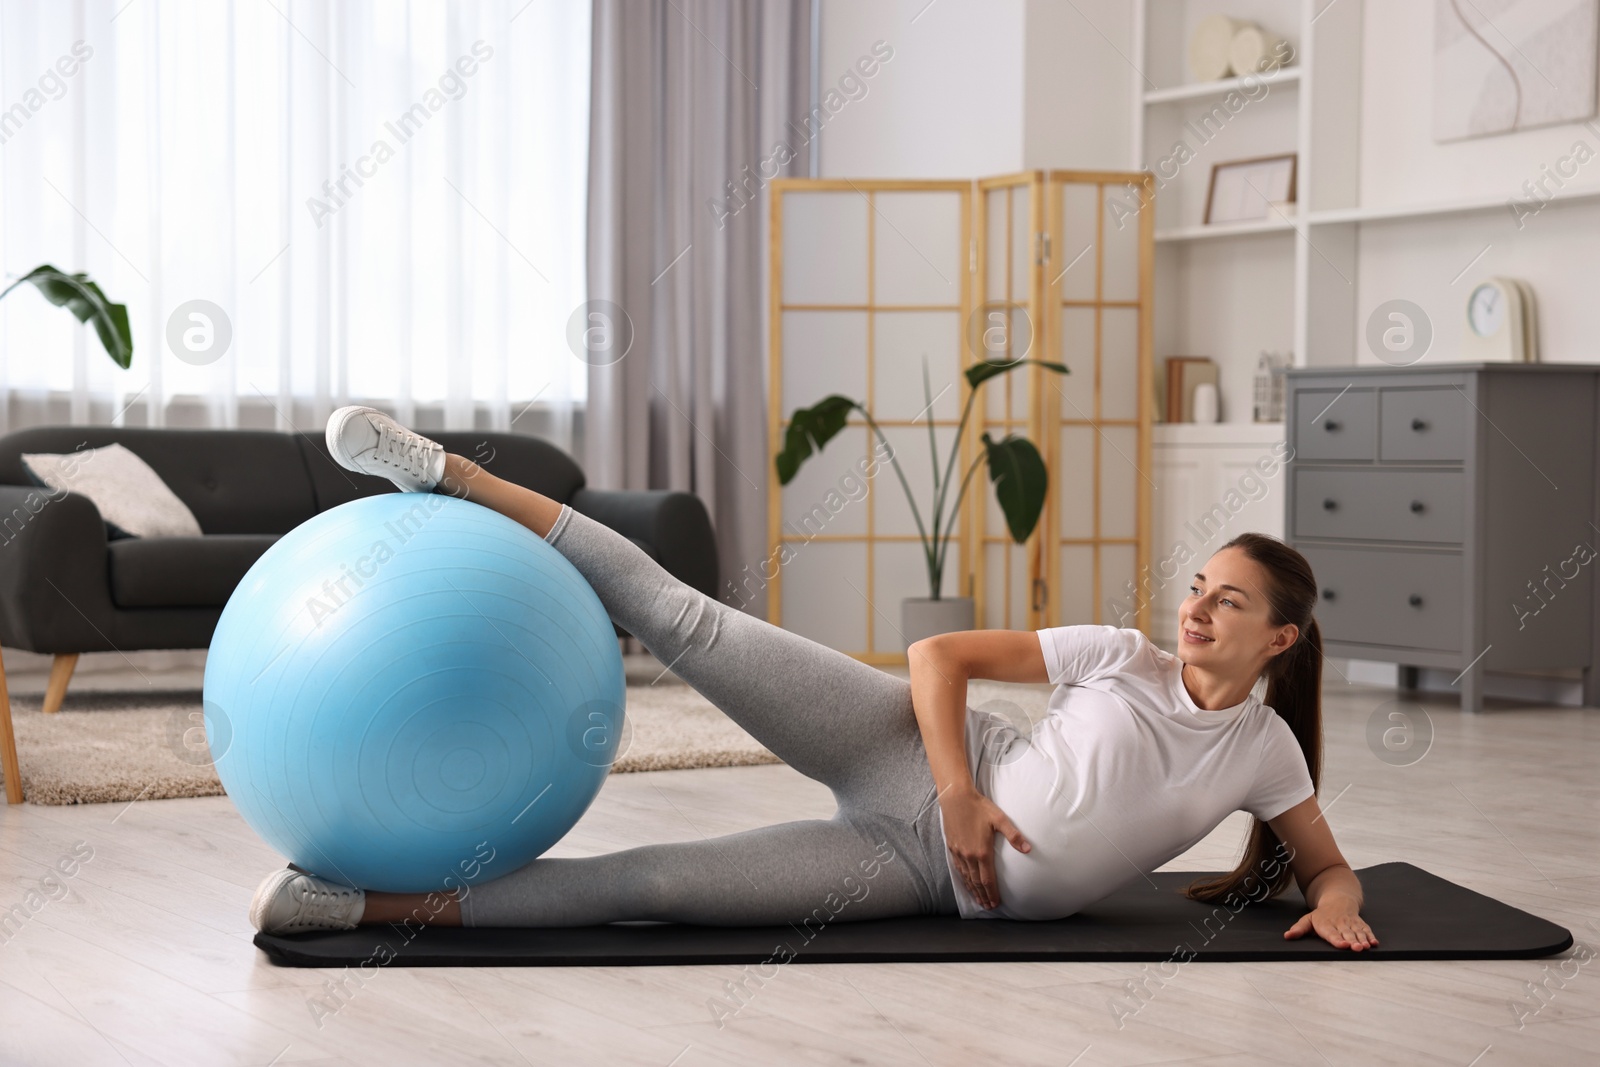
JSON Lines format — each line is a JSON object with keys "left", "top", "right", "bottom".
{"left": 907, "top": 635, "right": 965, "bottom": 679}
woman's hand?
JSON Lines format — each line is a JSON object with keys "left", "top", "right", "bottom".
{"left": 940, "top": 788, "right": 1030, "bottom": 910}
{"left": 1283, "top": 902, "right": 1379, "bottom": 951}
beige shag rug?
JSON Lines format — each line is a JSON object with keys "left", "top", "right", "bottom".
{"left": 3, "top": 678, "right": 1050, "bottom": 806}
{"left": 3, "top": 684, "right": 787, "bottom": 806}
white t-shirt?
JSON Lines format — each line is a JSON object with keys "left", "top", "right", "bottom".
{"left": 937, "top": 624, "right": 1316, "bottom": 920}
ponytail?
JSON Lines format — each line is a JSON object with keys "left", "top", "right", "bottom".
{"left": 1181, "top": 533, "right": 1323, "bottom": 907}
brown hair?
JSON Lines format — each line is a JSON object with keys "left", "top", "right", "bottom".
{"left": 1181, "top": 531, "right": 1323, "bottom": 907}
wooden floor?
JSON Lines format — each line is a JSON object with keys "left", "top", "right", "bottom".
{"left": 1, "top": 656, "right": 1597, "bottom": 1067}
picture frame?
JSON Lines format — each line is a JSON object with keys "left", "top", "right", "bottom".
{"left": 1203, "top": 152, "right": 1298, "bottom": 225}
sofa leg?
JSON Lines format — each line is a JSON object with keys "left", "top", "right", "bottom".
{"left": 0, "top": 643, "right": 21, "bottom": 804}
{"left": 43, "top": 653, "right": 79, "bottom": 715}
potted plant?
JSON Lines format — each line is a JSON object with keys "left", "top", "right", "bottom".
{"left": 0, "top": 264, "right": 133, "bottom": 367}
{"left": 775, "top": 353, "right": 1068, "bottom": 647}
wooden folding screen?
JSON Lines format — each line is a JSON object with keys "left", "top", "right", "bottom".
{"left": 1040, "top": 171, "right": 1156, "bottom": 635}
{"left": 768, "top": 171, "right": 1153, "bottom": 662}
{"left": 971, "top": 173, "right": 1044, "bottom": 632}
{"left": 765, "top": 180, "right": 971, "bottom": 664}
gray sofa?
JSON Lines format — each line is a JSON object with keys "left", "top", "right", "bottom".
{"left": 0, "top": 426, "right": 718, "bottom": 804}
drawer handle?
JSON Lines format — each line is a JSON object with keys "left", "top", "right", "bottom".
{"left": 1323, "top": 498, "right": 1338, "bottom": 511}
{"left": 1409, "top": 594, "right": 1423, "bottom": 608}
{"left": 1410, "top": 500, "right": 1425, "bottom": 514}
{"left": 1323, "top": 419, "right": 1341, "bottom": 432}
{"left": 1411, "top": 417, "right": 1427, "bottom": 431}
{"left": 1321, "top": 588, "right": 1335, "bottom": 601}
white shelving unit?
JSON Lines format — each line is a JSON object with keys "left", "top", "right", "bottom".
{"left": 1154, "top": 215, "right": 1296, "bottom": 242}
{"left": 1133, "top": 0, "right": 1360, "bottom": 422}
{"left": 1305, "top": 183, "right": 1600, "bottom": 225}
{"left": 1156, "top": 183, "right": 1600, "bottom": 238}
{"left": 1134, "top": 0, "right": 1600, "bottom": 420}
{"left": 1142, "top": 64, "right": 1302, "bottom": 104}
{"left": 1131, "top": 0, "right": 1600, "bottom": 702}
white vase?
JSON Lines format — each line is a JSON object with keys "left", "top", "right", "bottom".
{"left": 1229, "top": 25, "right": 1292, "bottom": 75}
{"left": 900, "top": 597, "right": 975, "bottom": 649}
{"left": 1192, "top": 382, "right": 1219, "bottom": 423}
{"left": 1190, "top": 14, "right": 1248, "bottom": 80}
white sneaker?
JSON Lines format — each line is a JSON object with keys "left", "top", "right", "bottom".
{"left": 250, "top": 867, "right": 366, "bottom": 935}
{"left": 325, "top": 405, "right": 445, "bottom": 493}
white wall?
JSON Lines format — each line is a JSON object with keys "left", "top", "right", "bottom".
{"left": 1344, "top": 0, "right": 1600, "bottom": 703}
{"left": 820, "top": 1, "right": 1600, "bottom": 363}
{"left": 1022, "top": 0, "right": 1134, "bottom": 170}
{"left": 1360, "top": 2, "right": 1600, "bottom": 208}
{"left": 817, "top": 0, "right": 1026, "bottom": 178}
{"left": 1353, "top": 1, "right": 1600, "bottom": 368}
{"left": 816, "top": 0, "right": 1133, "bottom": 177}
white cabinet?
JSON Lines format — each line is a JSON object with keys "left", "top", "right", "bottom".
{"left": 1146, "top": 423, "right": 1287, "bottom": 650}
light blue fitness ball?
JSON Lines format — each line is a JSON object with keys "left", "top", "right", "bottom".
{"left": 203, "top": 492, "right": 625, "bottom": 893}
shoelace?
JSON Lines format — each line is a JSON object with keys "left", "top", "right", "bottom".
{"left": 375, "top": 421, "right": 433, "bottom": 478}
{"left": 291, "top": 879, "right": 361, "bottom": 927}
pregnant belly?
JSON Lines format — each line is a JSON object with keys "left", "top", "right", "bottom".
{"left": 988, "top": 821, "right": 1150, "bottom": 921}
{"left": 981, "top": 752, "right": 1165, "bottom": 920}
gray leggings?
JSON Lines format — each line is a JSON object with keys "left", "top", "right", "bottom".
{"left": 457, "top": 504, "right": 960, "bottom": 927}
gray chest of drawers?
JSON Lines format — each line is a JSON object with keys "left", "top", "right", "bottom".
{"left": 1285, "top": 362, "right": 1600, "bottom": 713}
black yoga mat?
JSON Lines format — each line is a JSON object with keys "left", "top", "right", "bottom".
{"left": 255, "top": 861, "right": 1572, "bottom": 967}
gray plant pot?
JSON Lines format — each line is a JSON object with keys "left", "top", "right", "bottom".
{"left": 900, "top": 596, "right": 976, "bottom": 649}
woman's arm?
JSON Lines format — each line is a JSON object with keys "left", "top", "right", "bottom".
{"left": 1269, "top": 794, "right": 1378, "bottom": 951}
{"left": 906, "top": 630, "right": 1049, "bottom": 802}
{"left": 1303, "top": 863, "right": 1363, "bottom": 912}
{"left": 907, "top": 631, "right": 1045, "bottom": 909}
{"left": 906, "top": 638, "right": 980, "bottom": 805}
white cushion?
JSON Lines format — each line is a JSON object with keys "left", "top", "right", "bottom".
{"left": 22, "top": 443, "right": 203, "bottom": 539}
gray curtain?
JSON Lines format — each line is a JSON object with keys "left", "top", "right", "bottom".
{"left": 586, "top": 0, "right": 813, "bottom": 625}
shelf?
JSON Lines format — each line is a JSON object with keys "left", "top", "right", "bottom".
{"left": 1306, "top": 182, "right": 1600, "bottom": 226}
{"left": 1153, "top": 422, "right": 1285, "bottom": 445}
{"left": 1153, "top": 215, "right": 1298, "bottom": 242}
{"left": 1142, "top": 66, "right": 1301, "bottom": 105}
{"left": 1152, "top": 182, "right": 1600, "bottom": 243}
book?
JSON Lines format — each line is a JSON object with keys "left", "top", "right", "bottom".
{"left": 1162, "top": 356, "right": 1218, "bottom": 423}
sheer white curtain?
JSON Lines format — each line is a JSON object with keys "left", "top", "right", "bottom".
{"left": 0, "top": 0, "right": 588, "bottom": 455}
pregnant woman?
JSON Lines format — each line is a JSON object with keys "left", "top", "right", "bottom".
{"left": 250, "top": 407, "right": 1378, "bottom": 952}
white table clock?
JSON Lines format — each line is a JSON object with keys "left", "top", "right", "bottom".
{"left": 1462, "top": 276, "right": 1537, "bottom": 362}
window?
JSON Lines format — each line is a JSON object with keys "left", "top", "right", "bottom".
{"left": 0, "top": 0, "right": 589, "bottom": 435}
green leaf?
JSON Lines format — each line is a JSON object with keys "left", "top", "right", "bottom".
{"left": 965, "top": 357, "right": 1067, "bottom": 391}
{"left": 774, "top": 394, "right": 856, "bottom": 485}
{"left": 982, "top": 431, "right": 1049, "bottom": 543}
{"left": 1, "top": 264, "right": 133, "bottom": 369}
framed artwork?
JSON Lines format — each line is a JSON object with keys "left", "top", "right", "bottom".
{"left": 1434, "top": 0, "right": 1598, "bottom": 142}
{"left": 1203, "top": 153, "right": 1297, "bottom": 225}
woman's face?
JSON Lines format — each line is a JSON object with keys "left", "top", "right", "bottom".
{"left": 1180, "top": 546, "right": 1297, "bottom": 677}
